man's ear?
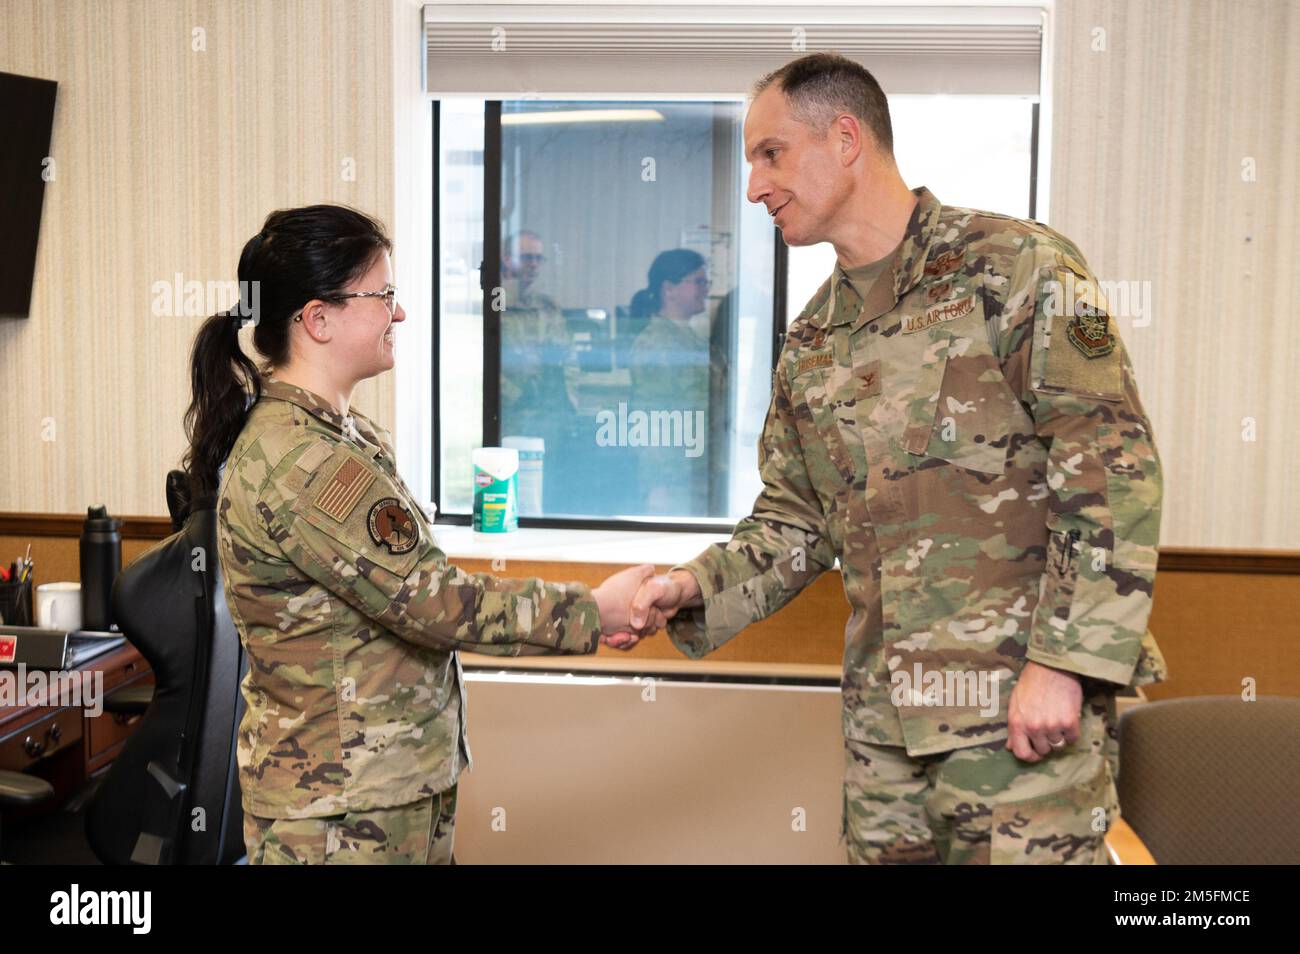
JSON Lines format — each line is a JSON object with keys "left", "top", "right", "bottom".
{"left": 838, "top": 113, "right": 864, "bottom": 165}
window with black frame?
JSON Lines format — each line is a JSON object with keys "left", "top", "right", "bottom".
{"left": 438, "top": 98, "right": 775, "bottom": 527}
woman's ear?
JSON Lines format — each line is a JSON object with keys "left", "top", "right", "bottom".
{"left": 297, "top": 300, "right": 333, "bottom": 343}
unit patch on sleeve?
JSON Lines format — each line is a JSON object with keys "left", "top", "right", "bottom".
{"left": 367, "top": 498, "right": 419, "bottom": 554}
{"left": 1066, "top": 299, "right": 1116, "bottom": 358}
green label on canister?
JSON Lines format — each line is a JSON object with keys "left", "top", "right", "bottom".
{"left": 472, "top": 465, "right": 518, "bottom": 532}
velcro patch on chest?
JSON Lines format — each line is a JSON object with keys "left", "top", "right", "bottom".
{"left": 312, "top": 455, "right": 376, "bottom": 522}
{"left": 860, "top": 359, "right": 882, "bottom": 397}
{"left": 795, "top": 351, "right": 834, "bottom": 376}
{"left": 902, "top": 293, "right": 977, "bottom": 334}
{"left": 924, "top": 249, "right": 964, "bottom": 278}
{"left": 925, "top": 280, "right": 954, "bottom": 303}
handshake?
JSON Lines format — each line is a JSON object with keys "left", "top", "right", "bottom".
{"left": 590, "top": 564, "right": 701, "bottom": 651}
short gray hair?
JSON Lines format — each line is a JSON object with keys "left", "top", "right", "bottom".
{"left": 753, "top": 52, "right": 894, "bottom": 154}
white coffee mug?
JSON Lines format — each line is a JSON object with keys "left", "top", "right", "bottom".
{"left": 36, "top": 582, "right": 82, "bottom": 631}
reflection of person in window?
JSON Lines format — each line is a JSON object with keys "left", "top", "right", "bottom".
{"left": 499, "top": 230, "right": 579, "bottom": 511}
{"left": 628, "top": 249, "right": 713, "bottom": 517}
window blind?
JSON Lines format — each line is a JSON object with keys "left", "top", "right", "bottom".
{"left": 423, "top": 3, "right": 1043, "bottom": 97}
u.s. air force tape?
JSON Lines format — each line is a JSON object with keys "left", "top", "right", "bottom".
{"left": 367, "top": 498, "right": 418, "bottom": 554}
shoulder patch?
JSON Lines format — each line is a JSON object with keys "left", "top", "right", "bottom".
{"left": 367, "top": 498, "right": 418, "bottom": 554}
{"left": 1065, "top": 300, "right": 1115, "bottom": 358}
{"left": 313, "top": 454, "right": 376, "bottom": 522}
{"left": 1037, "top": 282, "right": 1122, "bottom": 400}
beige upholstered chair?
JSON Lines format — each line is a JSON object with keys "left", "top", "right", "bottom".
{"left": 1106, "top": 696, "right": 1300, "bottom": 864}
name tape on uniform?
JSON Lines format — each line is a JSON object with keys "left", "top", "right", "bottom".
{"left": 795, "top": 351, "right": 834, "bottom": 376}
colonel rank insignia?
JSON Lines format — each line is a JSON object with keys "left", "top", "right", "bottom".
{"left": 367, "top": 498, "right": 418, "bottom": 554}
{"left": 1066, "top": 299, "right": 1115, "bottom": 358}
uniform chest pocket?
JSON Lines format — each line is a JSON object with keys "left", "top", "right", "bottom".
{"left": 790, "top": 357, "right": 872, "bottom": 498}
{"left": 896, "top": 306, "right": 1027, "bottom": 477}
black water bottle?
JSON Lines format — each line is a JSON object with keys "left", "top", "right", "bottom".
{"left": 80, "top": 505, "right": 122, "bottom": 632}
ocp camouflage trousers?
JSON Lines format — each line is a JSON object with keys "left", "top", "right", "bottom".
{"left": 243, "top": 785, "right": 458, "bottom": 865}
{"left": 841, "top": 692, "right": 1120, "bottom": 864}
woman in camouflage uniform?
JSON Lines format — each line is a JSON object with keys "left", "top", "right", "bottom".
{"left": 183, "top": 205, "right": 656, "bottom": 864}
{"left": 627, "top": 249, "right": 715, "bottom": 517}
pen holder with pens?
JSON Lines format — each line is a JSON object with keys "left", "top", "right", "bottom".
{"left": 0, "top": 575, "right": 34, "bottom": 626}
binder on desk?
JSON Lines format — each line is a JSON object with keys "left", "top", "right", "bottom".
{"left": 0, "top": 626, "right": 125, "bottom": 669}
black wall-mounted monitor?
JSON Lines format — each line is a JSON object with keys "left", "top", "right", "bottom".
{"left": 0, "top": 71, "right": 58, "bottom": 318}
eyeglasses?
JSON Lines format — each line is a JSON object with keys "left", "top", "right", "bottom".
{"left": 334, "top": 283, "right": 398, "bottom": 315}
{"left": 292, "top": 284, "right": 398, "bottom": 321}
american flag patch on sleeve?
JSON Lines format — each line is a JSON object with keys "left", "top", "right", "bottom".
{"left": 313, "top": 455, "right": 376, "bottom": 522}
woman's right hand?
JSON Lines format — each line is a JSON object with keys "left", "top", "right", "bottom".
{"left": 592, "top": 563, "right": 668, "bottom": 650}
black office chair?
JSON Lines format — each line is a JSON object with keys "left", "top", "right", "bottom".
{"left": 83, "top": 471, "right": 248, "bottom": 864}
{"left": 0, "top": 775, "right": 55, "bottom": 864}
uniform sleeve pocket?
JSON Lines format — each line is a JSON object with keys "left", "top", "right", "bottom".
{"left": 1031, "top": 526, "right": 1083, "bottom": 656}
{"left": 1098, "top": 422, "right": 1161, "bottom": 571}
{"left": 990, "top": 759, "right": 1110, "bottom": 864}
{"left": 1032, "top": 266, "right": 1124, "bottom": 403}
{"left": 288, "top": 445, "right": 425, "bottom": 585}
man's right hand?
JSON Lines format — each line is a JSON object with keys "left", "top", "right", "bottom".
{"left": 629, "top": 569, "right": 702, "bottom": 632}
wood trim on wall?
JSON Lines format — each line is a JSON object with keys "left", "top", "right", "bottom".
{"left": 1149, "top": 548, "right": 1300, "bottom": 574}
{"left": 0, "top": 513, "right": 174, "bottom": 540}
{"left": 1, "top": 513, "right": 1297, "bottom": 573}
{"left": 5, "top": 513, "right": 1295, "bottom": 699}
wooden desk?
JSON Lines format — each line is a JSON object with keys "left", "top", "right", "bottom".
{"left": 0, "top": 643, "right": 154, "bottom": 821}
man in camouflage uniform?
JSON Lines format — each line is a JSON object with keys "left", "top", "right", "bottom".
{"left": 629, "top": 53, "right": 1166, "bottom": 864}
{"left": 500, "top": 230, "right": 575, "bottom": 431}
{"left": 499, "top": 230, "right": 584, "bottom": 514}
{"left": 219, "top": 378, "right": 650, "bottom": 863}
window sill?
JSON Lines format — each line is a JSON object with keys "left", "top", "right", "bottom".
{"left": 430, "top": 523, "right": 730, "bottom": 567}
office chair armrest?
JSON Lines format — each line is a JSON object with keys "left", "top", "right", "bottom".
{"left": 0, "top": 769, "right": 55, "bottom": 808}
{"left": 1106, "top": 815, "right": 1157, "bottom": 865}
{"left": 103, "top": 683, "right": 154, "bottom": 716}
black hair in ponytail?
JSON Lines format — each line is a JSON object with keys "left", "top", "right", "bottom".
{"left": 182, "top": 204, "right": 392, "bottom": 497}
{"left": 628, "top": 248, "right": 706, "bottom": 319}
